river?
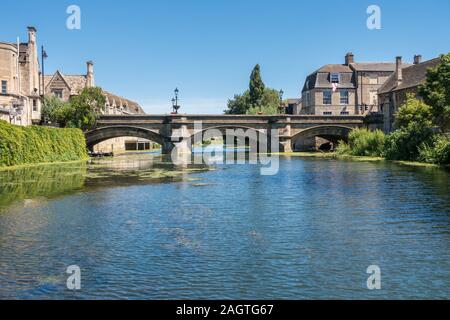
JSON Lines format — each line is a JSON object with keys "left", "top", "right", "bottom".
{"left": 0, "top": 153, "right": 449, "bottom": 299}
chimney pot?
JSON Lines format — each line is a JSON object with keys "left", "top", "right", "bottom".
{"left": 345, "top": 52, "right": 354, "bottom": 65}
{"left": 86, "top": 61, "right": 95, "bottom": 88}
{"left": 396, "top": 56, "right": 403, "bottom": 85}
{"left": 414, "top": 55, "right": 422, "bottom": 65}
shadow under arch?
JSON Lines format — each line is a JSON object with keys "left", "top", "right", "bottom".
{"left": 85, "top": 126, "right": 167, "bottom": 151}
{"left": 291, "top": 125, "right": 354, "bottom": 151}
{"left": 188, "top": 125, "right": 283, "bottom": 152}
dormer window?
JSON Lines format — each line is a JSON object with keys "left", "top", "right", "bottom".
{"left": 52, "top": 89, "right": 63, "bottom": 99}
{"left": 330, "top": 73, "right": 340, "bottom": 84}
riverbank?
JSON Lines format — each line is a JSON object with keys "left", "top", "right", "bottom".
{"left": 0, "top": 121, "right": 88, "bottom": 168}
{"left": 280, "top": 152, "right": 450, "bottom": 169}
{"left": 1, "top": 144, "right": 448, "bottom": 171}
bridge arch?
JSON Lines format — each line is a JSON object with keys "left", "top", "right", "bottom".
{"left": 85, "top": 126, "right": 167, "bottom": 151}
{"left": 291, "top": 125, "right": 354, "bottom": 151}
{"left": 189, "top": 125, "right": 283, "bottom": 152}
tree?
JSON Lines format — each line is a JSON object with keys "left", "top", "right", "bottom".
{"left": 419, "top": 53, "right": 450, "bottom": 133}
{"left": 42, "top": 96, "right": 72, "bottom": 126}
{"left": 249, "top": 64, "right": 265, "bottom": 109}
{"left": 68, "top": 87, "right": 106, "bottom": 131}
{"left": 395, "top": 93, "right": 433, "bottom": 129}
{"left": 225, "top": 65, "right": 281, "bottom": 115}
{"left": 225, "top": 91, "right": 251, "bottom": 115}
{"left": 246, "top": 88, "right": 281, "bottom": 115}
{"left": 42, "top": 87, "right": 105, "bottom": 131}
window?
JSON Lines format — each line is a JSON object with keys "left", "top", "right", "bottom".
{"left": 340, "top": 91, "right": 349, "bottom": 105}
{"left": 52, "top": 89, "right": 63, "bottom": 99}
{"left": 1, "top": 81, "right": 7, "bottom": 94}
{"left": 33, "top": 99, "right": 38, "bottom": 112}
{"left": 368, "top": 76, "right": 378, "bottom": 85}
{"left": 369, "top": 91, "right": 378, "bottom": 105}
{"left": 330, "top": 73, "right": 340, "bottom": 84}
{"left": 340, "top": 111, "right": 350, "bottom": 115}
{"left": 323, "top": 90, "right": 332, "bottom": 105}
{"left": 323, "top": 112, "right": 333, "bottom": 116}
{"left": 304, "top": 92, "right": 310, "bottom": 106}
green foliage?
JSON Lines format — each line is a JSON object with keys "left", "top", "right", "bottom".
{"left": 69, "top": 87, "right": 106, "bottom": 131}
{"left": 395, "top": 94, "right": 433, "bottom": 129}
{"left": 42, "top": 95, "right": 73, "bottom": 127}
{"left": 418, "top": 134, "right": 450, "bottom": 165}
{"left": 335, "top": 128, "right": 386, "bottom": 157}
{"left": 246, "top": 88, "right": 281, "bottom": 115}
{"left": 419, "top": 53, "right": 450, "bottom": 133}
{"left": 249, "top": 64, "right": 265, "bottom": 108}
{"left": 384, "top": 124, "right": 434, "bottom": 161}
{"left": 225, "top": 65, "right": 281, "bottom": 115}
{"left": 225, "top": 91, "right": 251, "bottom": 115}
{"left": 225, "top": 88, "right": 281, "bottom": 115}
{"left": 42, "top": 87, "right": 106, "bottom": 131}
{"left": 0, "top": 120, "right": 88, "bottom": 167}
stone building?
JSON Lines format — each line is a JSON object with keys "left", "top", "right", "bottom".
{"left": 44, "top": 61, "right": 145, "bottom": 115}
{"left": 44, "top": 61, "right": 147, "bottom": 153}
{"left": 0, "top": 27, "right": 42, "bottom": 125}
{"left": 378, "top": 55, "right": 442, "bottom": 133}
{"left": 301, "top": 53, "right": 411, "bottom": 116}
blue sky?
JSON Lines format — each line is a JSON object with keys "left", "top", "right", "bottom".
{"left": 1, "top": 0, "right": 449, "bottom": 114}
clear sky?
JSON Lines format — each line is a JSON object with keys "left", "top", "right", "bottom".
{"left": 1, "top": 0, "right": 449, "bottom": 114}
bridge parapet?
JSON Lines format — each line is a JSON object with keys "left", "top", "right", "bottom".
{"left": 89, "top": 114, "right": 383, "bottom": 153}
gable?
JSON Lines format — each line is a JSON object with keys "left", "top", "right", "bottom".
{"left": 45, "top": 71, "right": 71, "bottom": 92}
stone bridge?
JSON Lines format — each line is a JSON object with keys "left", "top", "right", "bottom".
{"left": 86, "top": 114, "right": 384, "bottom": 154}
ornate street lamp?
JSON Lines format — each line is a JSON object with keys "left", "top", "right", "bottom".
{"left": 41, "top": 46, "right": 48, "bottom": 96}
{"left": 172, "top": 88, "right": 181, "bottom": 114}
{"left": 279, "top": 89, "right": 285, "bottom": 114}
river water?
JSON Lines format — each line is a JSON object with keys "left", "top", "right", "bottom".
{"left": 0, "top": 153, "right": 449, "bottom": 299}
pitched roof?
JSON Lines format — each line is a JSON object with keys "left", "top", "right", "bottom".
{"left": 103, "top": 90, "right": 145, "bottom": 114}
{"left": 316, "top": 64, "right": 353, "bottom": 73}
{"left": 44, "top": 71, "right": 144, "bottom": 114}
{"left": 378, "top": 58, "right": 442, "bottom": 94}
{"left": 303, "top": 64, "right": 355, "bottom": 91}
{"left": 44, "top": 72, "right": 87, "bottom": 95}
{"left": 350, "top": 62, "right": 412, "bottom": 72}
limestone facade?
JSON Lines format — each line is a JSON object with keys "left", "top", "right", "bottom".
{"left": 44, "top": 62, "right": 147, "bottom": 153}
{"left": 378, "top": 56, "right": 442, "bottom": 133}
{"left": 300, "top": 53, "right": 411, "bottom": 116}
{"left": 0, "top": 27, "right": 42, "bottom": 126}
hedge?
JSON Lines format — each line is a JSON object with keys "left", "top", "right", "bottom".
{"left": 0, "top": 120, "right": 88, "bottom": 167}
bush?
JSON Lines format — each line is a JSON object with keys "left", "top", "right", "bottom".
{"left": 335, "top": 128, "right": 386, "bottom": 157}
{"left": 384, "top": 124, "right": 434, "bottom": 161}
{"left": 418, "top": 134, "right": 450, "bottom": 165}
{"left": 0, "top": 120, "right": 88, "bottom": 167}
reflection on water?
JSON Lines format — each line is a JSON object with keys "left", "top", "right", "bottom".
{"left": 0, "top": 154, "right": 449, "bottom": 299}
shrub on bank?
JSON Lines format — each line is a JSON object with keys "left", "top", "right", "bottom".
{"left": 336, "top": 128, "right": 386, "bottom": 157}
{"left": 0, "top": 120, "right": 88, "bottom": 167}
{"left": 418, "top": 134, "right": 450, "bottom": 165}
{"left": 384, "top": 124, "right": 435, "bottom": 162}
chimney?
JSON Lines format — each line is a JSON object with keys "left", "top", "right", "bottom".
{"left": 345, "top": 52, "right": 354, "bottom": 65}
{"left": 27, "top": 26, "right": 37, "bottom": 44}
{"left": 86, "top": 61, "right": 95, "bottom": 88}
{"left": 396, "top": 56, "right": 403, "bottom": 85}
{"left": 414, "top": 55, "right": 422, "bottom": 65}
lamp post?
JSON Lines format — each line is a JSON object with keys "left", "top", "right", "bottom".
{"left": 172, "top": 88, "right": 180, "bottom": 114}
{"left": 279, "top": 89, "right": 284, "bottom": 114}
{"left": 41, "top": 46, "right": 48, "bottom": 96}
